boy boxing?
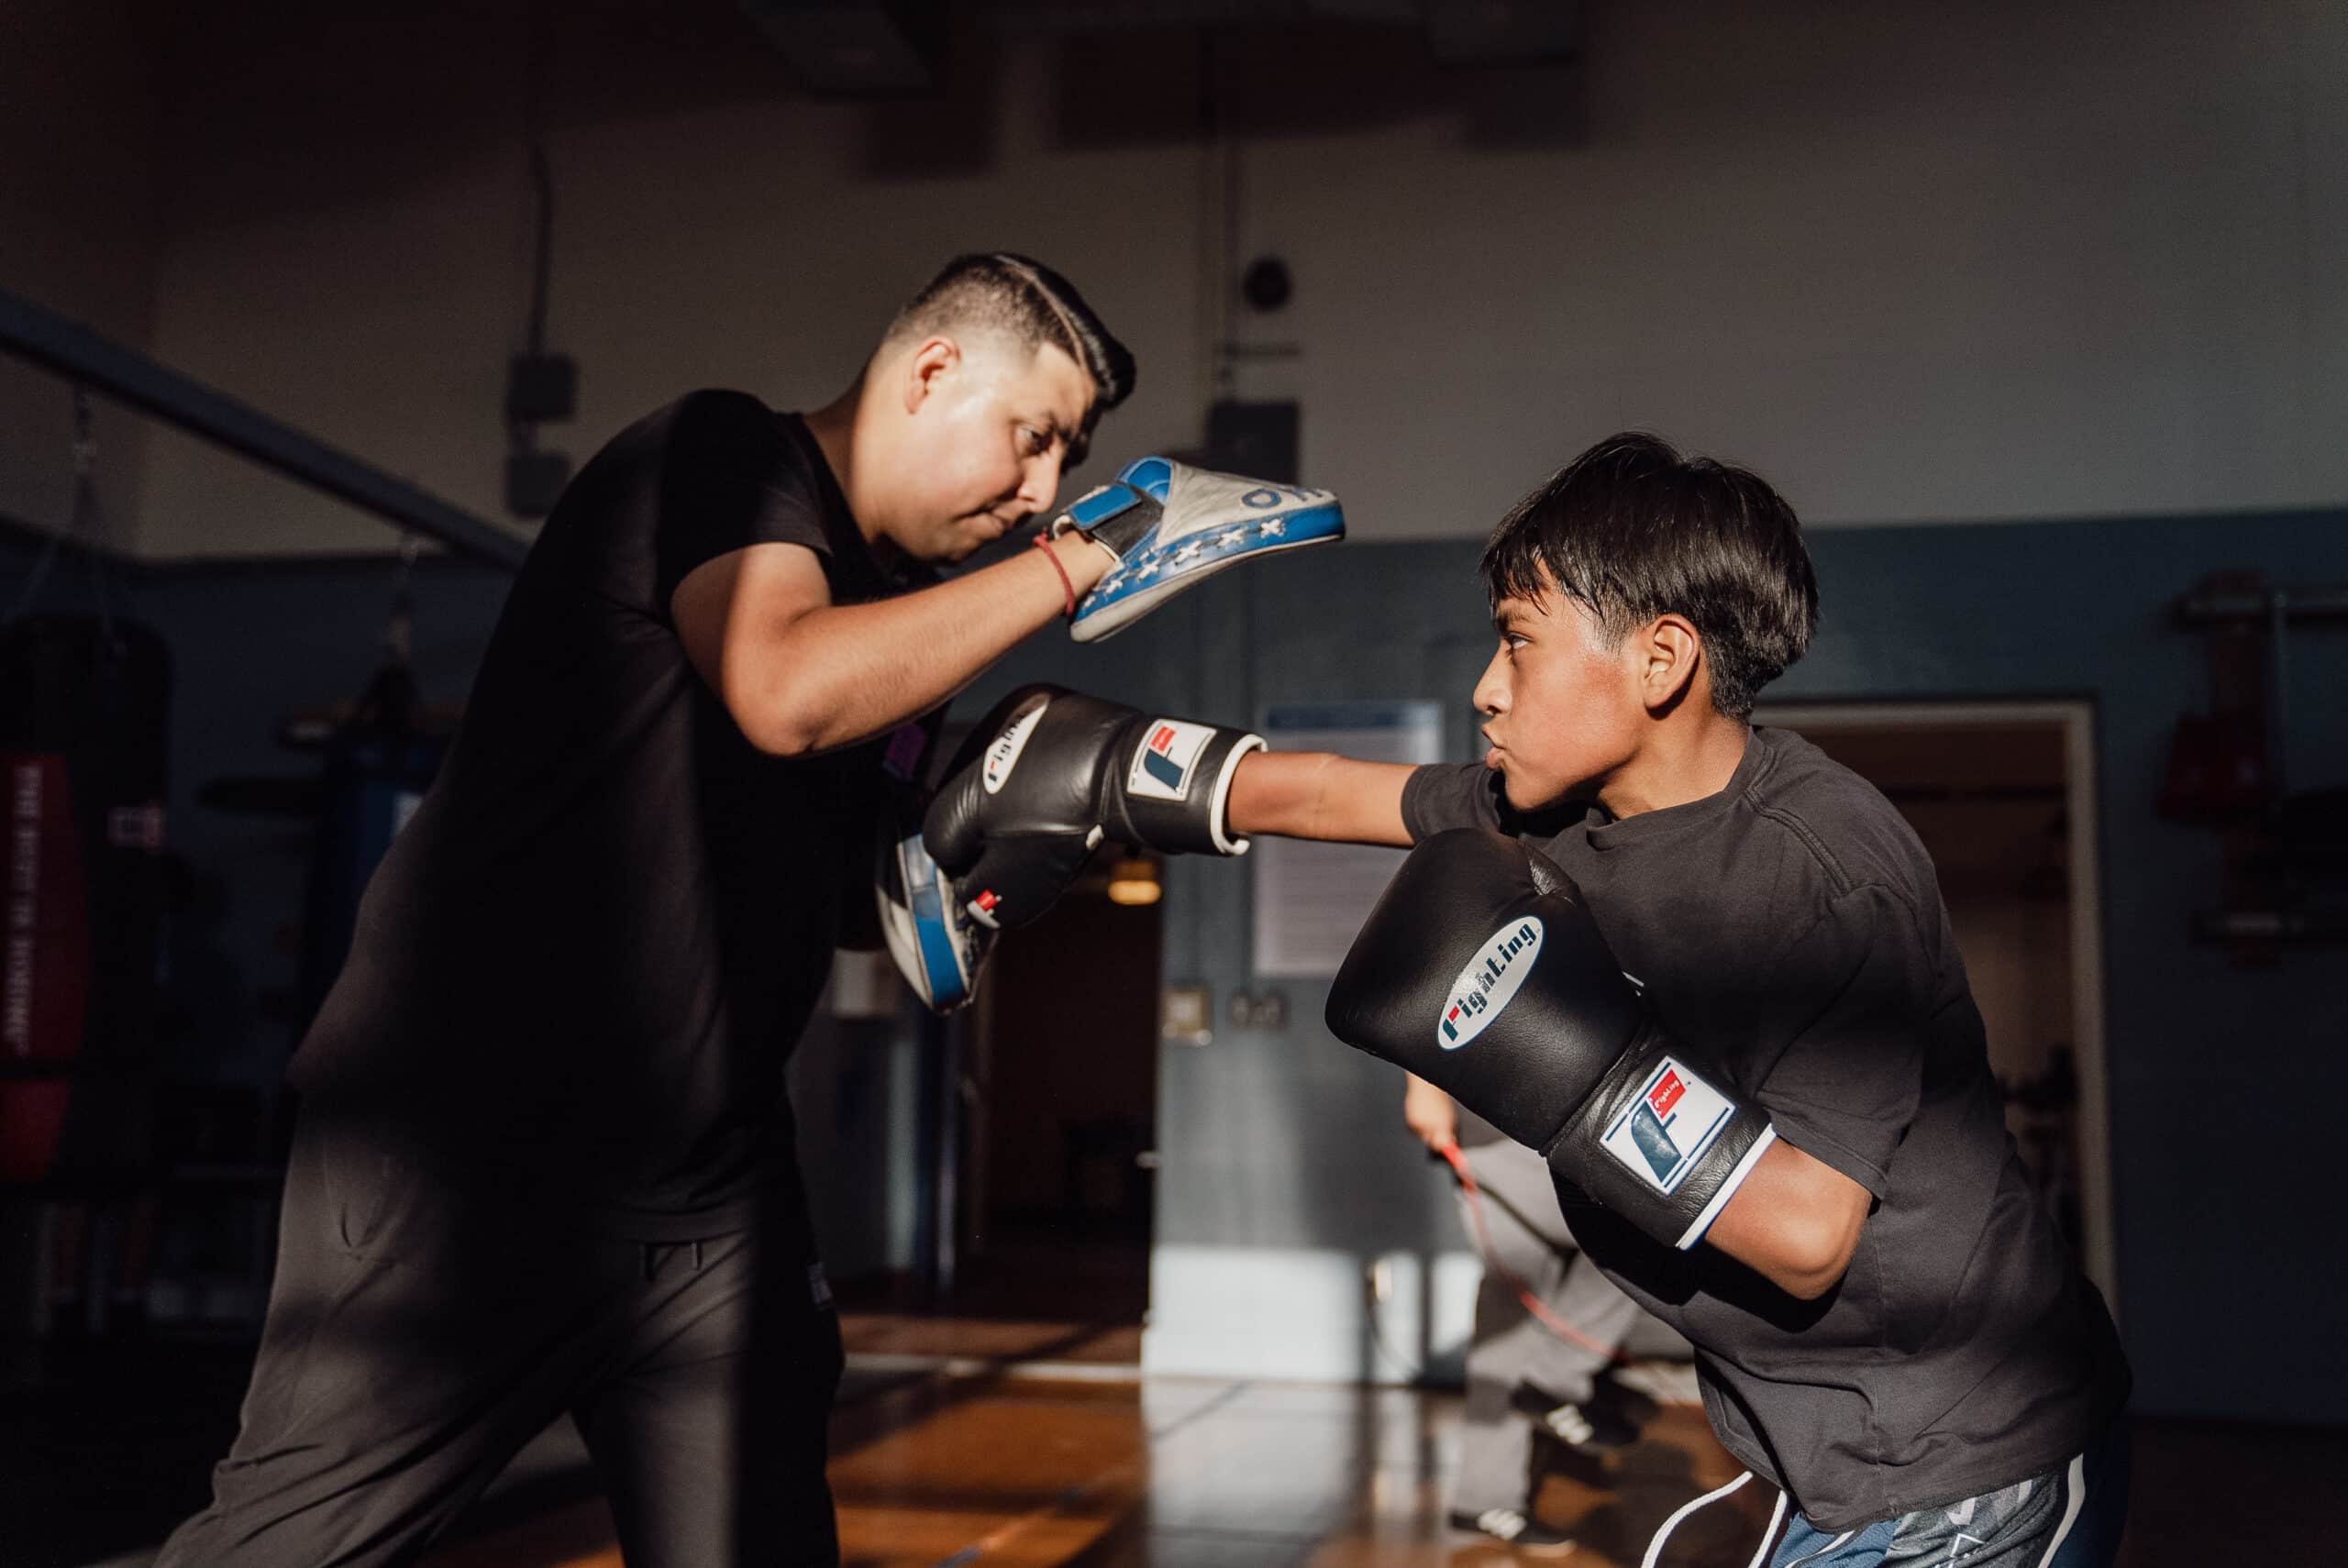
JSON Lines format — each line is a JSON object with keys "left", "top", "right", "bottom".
{"left": 924, "top": 433, "right": 2130, "bottom": 1565}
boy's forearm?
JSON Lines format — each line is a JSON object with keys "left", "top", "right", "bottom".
{"left": 1227, "top": 750, "right": 1415, "bottom": 845}
{"left": 1701, "top": 1138, "right": 1871, "bottom": 1299}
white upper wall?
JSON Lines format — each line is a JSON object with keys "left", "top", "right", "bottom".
{"left": 1280, "top": 0, "right": 2348, "bottom": 535}
{"left": 118, "top": 0, "right": 2348, "bottom": 557}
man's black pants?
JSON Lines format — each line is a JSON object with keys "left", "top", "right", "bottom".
{"left": 154, "top": 1113, "right": 845, "bottom": 1567}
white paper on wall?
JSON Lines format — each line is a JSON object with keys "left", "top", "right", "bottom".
{"left": 1250, "top": 701, "right": 1446, "bottom": 977}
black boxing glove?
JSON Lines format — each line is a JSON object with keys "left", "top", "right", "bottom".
{"left": 924, "top": 685, "right": 1263, "bottom": 931}
{"left": 1326, "top": 828, "right": 1778, "bottom": 1251}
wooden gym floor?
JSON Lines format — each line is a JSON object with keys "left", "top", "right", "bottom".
{"left": 402, "top": 1315, "right": 2341, "bottom": 1568}
{"left": 22, "top": 1311, "right": 2342, "bottom": 1566}
{"left": 423, "top": 1320, "right": 1775, "bottom": 1568}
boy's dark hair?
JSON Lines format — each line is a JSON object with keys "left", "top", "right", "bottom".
{"left": 1479, "top": 432, "right": 1819, "bottom": 719}
{"left": 887, "top": 252, "right": 1135, "bottom": 462}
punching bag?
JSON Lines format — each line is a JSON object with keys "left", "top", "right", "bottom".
{"left": 296, "top": 661, "right": 445, "bottom": 1026}
{"left": 0, "top": 614, "right": 171, "bottom": 1191}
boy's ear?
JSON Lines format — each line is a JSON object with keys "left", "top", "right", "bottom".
{"left": 1640, "top": 614, "right": 1704, "bottom": 714}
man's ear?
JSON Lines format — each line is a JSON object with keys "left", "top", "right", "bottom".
{"left": 1641, "top": 614, "right": 1704, "bottom": 714}
{"left": 902, "top": 335, "right": 959, "bottom": 414}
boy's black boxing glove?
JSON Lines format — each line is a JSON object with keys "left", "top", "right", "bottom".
{"left": 1325, "top": 828, "right": 1778, "bottom": 1251}
{"left": 924, "top": 685, "right": 1263, "bottom": 931}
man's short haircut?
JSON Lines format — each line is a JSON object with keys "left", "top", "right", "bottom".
{"left": 1479, "top": 432, "right": 1819, "bottom": 719}
{"left": 886, "top": 252, "right": 1135, "bottom": 463}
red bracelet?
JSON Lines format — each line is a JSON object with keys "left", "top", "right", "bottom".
{"left": 1033, "top": 530, "right": 1078, "bottom": 620}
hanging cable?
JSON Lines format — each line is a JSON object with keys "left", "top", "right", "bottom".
{"left": 520, "top": 0, "right": 556, "bottom": 365}
{"left": 9, "top": 387, "right": 116, "bottom": 644}
{"left": 499, "top": 0, "right": 575, "bottom": 519}
{"left": 387, "top": 532, "right": 419, "bottom": 669}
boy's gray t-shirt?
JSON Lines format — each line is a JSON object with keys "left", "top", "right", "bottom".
{"left": 1402, "top": 726, "right": 2129, "bottom": 1531}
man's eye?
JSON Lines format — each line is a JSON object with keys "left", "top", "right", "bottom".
{"left": 1021, "top": 426, "right": 1049, "bottom": 457}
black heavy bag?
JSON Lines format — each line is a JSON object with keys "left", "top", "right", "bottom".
{"left": 0, "top": 614, "right": 171, "bottom": 1190}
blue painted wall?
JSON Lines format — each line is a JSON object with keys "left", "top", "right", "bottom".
{"left": 975, "top": 512, "right": 2348, "bottom": 1422}
{"left": 6, "top": 506, "right": 2342, "bottom": 1420}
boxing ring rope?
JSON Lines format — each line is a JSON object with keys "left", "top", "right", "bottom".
{"left": 0, "top": 285, "right": 527, "bottom": 570}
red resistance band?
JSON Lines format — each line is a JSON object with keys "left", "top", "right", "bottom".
{"left": 1436, "top": 1138, "right": 1637, "bottom": 1366}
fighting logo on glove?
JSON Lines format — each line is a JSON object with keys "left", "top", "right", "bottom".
{"left": 1051, "top": 457, "right": 1346, "bottom": 642}
{"left": 1326, "top": 830, "right": 1778, "bottom": 1252}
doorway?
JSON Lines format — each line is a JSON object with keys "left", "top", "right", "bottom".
{"left": 947, "top": 849, "right": 1164, "bottom": 1328}
{"left": 1754, "top": 701, "right": 2117, "bottom": 1311}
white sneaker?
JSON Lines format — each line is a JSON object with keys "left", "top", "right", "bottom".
{"left": 1449, "top": 1507, "right": 1579, "bottom": 1556}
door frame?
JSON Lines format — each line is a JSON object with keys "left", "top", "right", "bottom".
{"left": 1754, "top": 699, "right": 2117, "bottom": 1314}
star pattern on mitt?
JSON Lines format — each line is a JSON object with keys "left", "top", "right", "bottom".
{"left": 1094, "top": 516, "right": 1312, "bottom": 597}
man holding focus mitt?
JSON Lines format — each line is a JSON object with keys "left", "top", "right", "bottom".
{"left": 160, "top": 252, "right": 1339, "bottom": 1568}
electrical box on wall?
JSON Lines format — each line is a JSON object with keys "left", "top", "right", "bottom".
{"left": 504, "top": 353, "right": 576, "bottom": 518}
{"left": 1204, "top": 400, "right": 1299, "bottom": 485}
{"left": 504, "top": 353, "right": 577, "bottom": 424}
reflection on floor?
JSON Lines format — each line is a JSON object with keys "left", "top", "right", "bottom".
{"left": 417, "top": 1319, "right": 2348, "bottom": 1568}
{"left": 428, "top": 1368, "right": 1777, "bottom": 1568}
{"left": 839, "top": 1311, "right": 1146, "bottom": 1375}
{"left": 19, "top": 1314, "right": 2347, "bottom": 1567}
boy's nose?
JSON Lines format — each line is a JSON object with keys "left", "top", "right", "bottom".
{"left": 1472, "top": 651, "right": 1509, "bottom": 715}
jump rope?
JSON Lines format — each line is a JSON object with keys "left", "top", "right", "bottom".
{"left": 1430, "top": 1137, "right": 1788, "bottom": 1568}
{"left": 1431, "top": 1136, "right": 1639, "bottom": 1364}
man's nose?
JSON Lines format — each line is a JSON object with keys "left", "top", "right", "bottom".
{"left": 1015, "top": 452, "right": 1065, "bottom": 514}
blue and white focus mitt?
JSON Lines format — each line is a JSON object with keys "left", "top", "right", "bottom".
{"left": 869, "top": 708, "right": 994, "bottom": 1013}
{"left": 875, "top": 824, "right": 993, "bottom": 1012}
{"left": 1050, "top": 457, "right": 1345, "bottom": 643}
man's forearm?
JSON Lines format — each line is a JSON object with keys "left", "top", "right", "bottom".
{"left": 755, "top": 534, "right": 1104, "bottom": 753}
{"left": 1226, "top": 750, "right": 1415, "bottom": 845}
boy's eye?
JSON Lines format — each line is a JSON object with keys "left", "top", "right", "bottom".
{"left": 1020, "top": 425, "right": 1050, "bottom": 457}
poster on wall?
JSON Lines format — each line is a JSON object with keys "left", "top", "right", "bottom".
{"left": 1251, "top": 701, "right": 1446, "bottom": 977}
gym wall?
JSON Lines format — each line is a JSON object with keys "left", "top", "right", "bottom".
{"left": 5, "top": 0, "right": 2342, "bottom": 559}
{"left": 3, "top": 489, "right": 2340, "bottom": 1423}
{"left": 960, "top": 510, "right": 2348, "bottom": 1423}
{"left": 3, "top": 0, "right": 2343, "bottom": 1426}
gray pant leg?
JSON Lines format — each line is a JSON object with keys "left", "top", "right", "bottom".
{"left": 1469, "top": 1139, "right": 1647, "bottom": 1401}
{"left": 573, "top": 1196, "right": 846, "bottom": 1568}
{"left": 1451, "top": 1138, "right": 1647, "bottom": 1517}
{"left": 153, "top": 1117, "right": 593, "bottom": 1568}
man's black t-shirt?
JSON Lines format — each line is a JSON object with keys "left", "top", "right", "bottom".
{"left": 292, "top": 391, "right": 907, "bottom": 1238}
{"left": 1404, "top": 729, "right": 2129, "bottom": 1531}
